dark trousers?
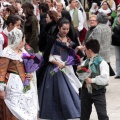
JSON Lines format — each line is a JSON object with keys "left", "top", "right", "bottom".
{"left": 81, "top": 87, "right": 109, "bottom": 120}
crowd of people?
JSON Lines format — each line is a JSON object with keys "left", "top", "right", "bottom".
{"left": 0, "top": 0, "right": 120, "bottom": 120}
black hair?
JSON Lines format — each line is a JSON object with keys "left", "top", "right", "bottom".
{"left": 53, "top": 17, "right": 76, "bottom": 43}
{"left": 61, "top": 10, "right": 72, "bottom": 24}
{"left": 85, "top": 39, "right": 100, "bottom": 53}
{"left": 39, "top": 2, "right": 49, "bottom": 13}
{"left": 5, "top": 15, "right": 20, "bottom": 26}
{"left": 57, "top": 17, "right": 70, "bottom": 28}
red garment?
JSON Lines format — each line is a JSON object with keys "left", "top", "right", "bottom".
{"left": 1, "top": 32, "right": 8, "bottom": 49}
{"left": 115, "top": 0, "right": 120, "bottom": 6}
{"left": 79, "top": 28, "right": 87, "bottom": 44}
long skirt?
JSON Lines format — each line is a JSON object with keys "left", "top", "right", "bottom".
{"left": 38, "top": 59, "right": 82, "bottom": 120}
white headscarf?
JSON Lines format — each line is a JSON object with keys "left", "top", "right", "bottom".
{"left": 89, "top": 2, "right": 98, "bottom": 14}
{"left": 8, "top": 27, "right": 23, "bottom": 49}
{"left": 76, "top": 0, "right": 88, "bottom": 30}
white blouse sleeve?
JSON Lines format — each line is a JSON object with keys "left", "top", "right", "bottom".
{"left": 78, "top": 10, "right": 84, "bottom": 32}
{"left": 111, "top": 1, "right": 116, "bottom": 11}
{"left": 0, "top": 34, "right": 4, "bottom": 55}
{"left": 91, "top": 60, "right": 109, "bottom": 85}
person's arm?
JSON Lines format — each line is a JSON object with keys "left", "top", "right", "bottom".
{"left": 49, "top": 54, "right": 65, "bottom": 69}
{"left": 91, "top": 60, "right": 109, "bottom": 85}
{"left": 49, "top": 43, "right": 65, "bottom": 68}
{"left": 75, "top": 45, "right": 85, "bottom": 53}
{"left": 85, "top": 60, "right": 109, "bottom": 85}
{"left": 112, "top": 17, "right": 117, "bottom": 30}
{"left": 111, "top": 1, "right": 116, "bottom": 11}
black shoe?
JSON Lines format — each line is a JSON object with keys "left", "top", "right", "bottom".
{"left": 114, "top": 76, "right": 120, "bottom": 79}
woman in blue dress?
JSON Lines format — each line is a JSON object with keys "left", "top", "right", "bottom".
{"left": 38, "top": 18, "right": 82, "bottom": 120}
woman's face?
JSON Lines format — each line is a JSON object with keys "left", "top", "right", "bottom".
{"left": 46, "top": 14, "right": 52, "bottom": 23}
{"left": 102, "top": 2, "right": 108, "bottom": 10}
{"left": 7, "top": 20, "right": 21, "bottom": 32}
{"left": 89, "top": 17, "right": 98, "bottom": 27}
{"left": 58, "top": 23, "right": 70, "bottom": 37}
{"left": 15, "top": 20, "right": 21, "bottom": 29}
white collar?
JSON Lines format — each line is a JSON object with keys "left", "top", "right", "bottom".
{"left": 98, "top": 8, "right": 111, "bottom": 14}
{"left": 1, "top": 47, "right": 23, "bottom": 62}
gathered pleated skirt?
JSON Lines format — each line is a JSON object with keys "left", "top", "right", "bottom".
{"left": 38, "top": 63, "right": 81, "bottom": 120}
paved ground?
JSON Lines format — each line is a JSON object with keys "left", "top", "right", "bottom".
{"left": 90, "top": 46, "right": 120, "bottom": 120}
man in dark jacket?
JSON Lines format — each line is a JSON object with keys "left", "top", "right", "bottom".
{"left": 112, "top": 21, "right": 120, "bottom": 78}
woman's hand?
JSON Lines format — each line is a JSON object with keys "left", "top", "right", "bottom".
{"left": 25, "top": 73, "right": 33, "bottom": 80}
{"left": 75, "top": 45, "right": 85, "bottom": 53}
{"left": 0, "top": 91, "right": 6, "bottom": 99}
{"left": 77, "top": 45, "right": 85, "bottom": 50}
{"left": 57, "top": 62, "right": 65, "bottom": 69}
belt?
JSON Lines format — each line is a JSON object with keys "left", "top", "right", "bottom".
{"left": 7, "top": 71, "right": 19, "bottom": 75}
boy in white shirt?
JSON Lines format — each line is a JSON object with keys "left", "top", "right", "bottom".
{"left": 77, "top": 39, "right": 109, "bottom": 120}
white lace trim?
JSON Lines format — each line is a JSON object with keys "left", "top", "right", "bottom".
{"left": 1, "top": 47, "right": 23, "bottom": 62}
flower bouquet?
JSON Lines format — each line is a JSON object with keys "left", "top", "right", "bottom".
{"left": 50, "top": 49, "right": 81, "bottom": 76}
{"left": 22, "top": 53, "right": 44, "bottom": 93}
{"left": 76, "top": 66, "right": 92, "bottom": 94}
{"left": 76, "top": 66, "right": 90, "bottom": 81}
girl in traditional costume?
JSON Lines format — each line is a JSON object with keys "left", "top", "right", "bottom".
{"left": 102, "top": 0, "right": 116, "bottom": 11}
{"left": 89, "top": 2, "right": 99, "bottom": 16}
{"left": 38, "top": 18, "right": 82, "bottom": 120}
{"left": 0, "top": 28, "right": 38, "bottom": 120}
{"left": 0, "top": 15, "right": 21, "bottom": 55}
{"left": 98, "top": 1, "right": 112, "bottom": 26}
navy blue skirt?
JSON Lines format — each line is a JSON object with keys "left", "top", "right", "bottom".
{"left": 38, "top": 63, "right": 81, "bottom": 120}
